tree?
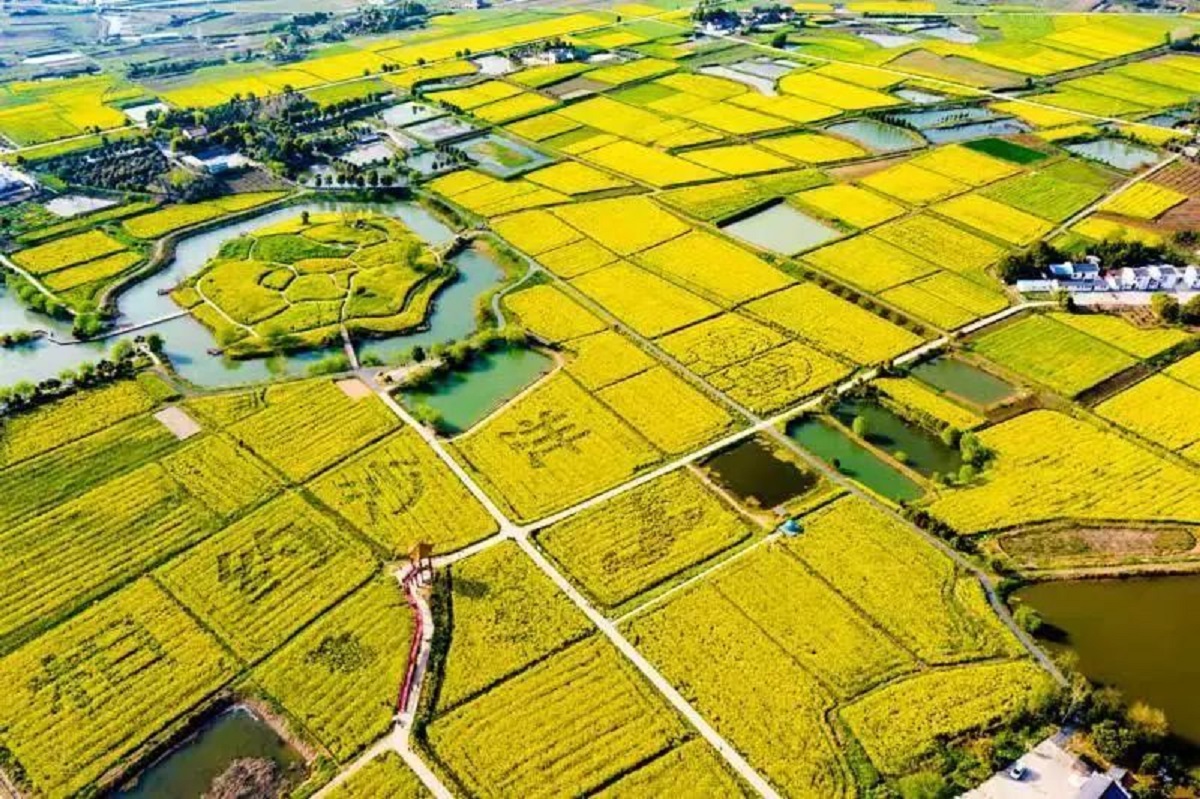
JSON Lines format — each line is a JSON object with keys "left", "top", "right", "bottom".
{"left": 301, "top": 210, "right": 311, "bottom": 226}
{"left": 1128, "top": 702, "right": 1169, "bottom": 746}
{"left": 1013, "top": 604, "right": 1043, "bottom": 635}
{"left": 1180, "top": 294, "right": 1200, "bottom": 325}
{"left": 957, "top": 463, "right": 976, "bottom": 483}
{"left": 771, "top": 30, "right": 788, "bottom": 48}
{"left": 1092, "top": 719, "right": 1136, "bottom": 762}
{"left": 851, "top": 415, "right": 869, "bottom": 438}
{"left": 145, "top": 332, "right": 165, "bottom": 354}
{"left": 1151, "top": 292, "right": 1180, "bottom": 324}
{"left": 411, "top": 345, "right": 426, "bottom": 362}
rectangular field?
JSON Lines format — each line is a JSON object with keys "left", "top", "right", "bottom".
{"left": 0, "top": 580, "right": 234, "bottom": 797}
{"left": 537, "top": 469, "right": 752, "bottom": 610}
{"left": 451, "top": 374, "right": 660, "bottom": 520}
{"left": 157, "top": 493, "right": 376, "bottom": 659}
{"left": 311, "top": 429, "right": 497, "bottom": 556}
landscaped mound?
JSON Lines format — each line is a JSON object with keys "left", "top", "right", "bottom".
{"left": 172, "top": 211, "right": 447, "bottom": 357}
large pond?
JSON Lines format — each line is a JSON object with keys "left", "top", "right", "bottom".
{"left": 910, "top": 357, "right": 1018, "bottom": 407}
{"left": 702, "top": 436, "right": 818, "bottom": 510}
{"left": 1066, "top": 138, "right": 1162, "bottom": 171}
{"left": 832, "top": 398, "right": 963, "bottom": 477}
{"left": 115, "top": 705, "right": 304, "bottom": 799}
{"left": 1017, "top": 575, "right": 1200, "bottom": 747}
{"left": 0, "top": 201, "right": 508, "bottom": 390}
{"left": 399, "top": 346, "right": 552, "bottom": 433}
{"left": 825, "top": 120, "right": 924, "bottom": 153}
{"left": 720, "top": 202, "right": 840, "bottom": 255}
{"left": 787, "top": 416, "right": 924, "bottom": 503}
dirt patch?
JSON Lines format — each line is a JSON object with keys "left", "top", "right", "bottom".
{"left": 887, "top": 50, "right": 1023, "bottom": 89}
{"left": 998, "top": 524, "right": 1200, "bottom": 572}
{"left": 1149, "top": 159, "right": 1200, "bottom": 195}
{"left": 827, "top": 153, "right": 908, "bottom": 181}
{"left": 154, "top": 406, "right": 202, "bottom": 440}
{"left": 543, "top": 77, "right": 605, "bottom": 99}
{"left": 336, "top": 378, "right": 372, "bottom": 401}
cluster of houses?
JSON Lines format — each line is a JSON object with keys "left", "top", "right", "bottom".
{"left": 1016, "top": 256, "right": 1200, "bottom": 295}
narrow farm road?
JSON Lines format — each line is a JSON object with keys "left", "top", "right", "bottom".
{"left": 511, "top": 533, "right": 785, "bottom": 799}
{"left": 0, "top": 252, "right": 74, "bottom": 315}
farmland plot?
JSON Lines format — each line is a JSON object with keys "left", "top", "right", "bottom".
{"left": 0, "top": 463, "right": 218, "bottom": 647}
{"left": 311, "top": 429, "right": 497, "bottom": 555}
{"left": 227, "top": 379, "right": 399, "bottom": 481}
{"left": 0, "top": 380, "right": 157, "bottom": 466}
{"left": 563, "top": 330, "right": 655, "bottom": 390}
{"left": 635, "top": 230, "right": 793, "bottom": 305}
{"left": 747, "top": 284, "right": 924, "bottom": 365}
{"left": 625, "top": 581, "right": 852, "bottom": 798}
{"left": 503, "top": 283, "right": 606, "bottom": 343}
{"left": 0, "top": 580, "right": 234, "bottom": 797}
{"left": 973, "top": 314, "right": 1135, "bottom": 396}
{"left": 330, "top": 751, "right": 430, "bottom": 798}
{"left": 842, "top": 661, "right": 1053, "bottom": 774}
{"left": 255, "top": 579, "right": 413, "bottom": 761}
{"left": 785, "top": 498, "right": 1021, "bottom": 664}
{"left": 537, "top": 469, "right": 752, "bottom": 609}
{"left": 425, "top": 637, "right": 687, "bottom": 799}
{"left": 593, "top": 740, "right": 748, "bottom": 798}
{"left": 708, "top": 340, "right": 851, "bottom": 414}
{"left": 572, "top": 262, "right": 720, "bottom": 338}
{"left": 1097, "top": 375, "right": 1200, "bottom": 452}
{"left": 598, "top": 367, "right": 736, "bottom": 454}
{"left": 452, "top": 374, "right": 659, "bottom": 520}
{"left": 929, "top": 410, "right": 1200, "bottom": 532}
{"left": 157, "top": 493, "right": 376, "bottom": 659}
{"left": 658, "top": 313, "right": 788, "bottom": 376}
{"left": 437, "top": 541, "right": 591, "bottom": 711}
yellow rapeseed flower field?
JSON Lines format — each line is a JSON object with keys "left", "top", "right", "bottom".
{"left": 452, "top": 374, "right": 660, "bottom": 520}
{"left": 930, "top": 410, "right": 1200, "bottom": 532}
{"left": 504, "top": 284, "right": 606, "bottom": 342}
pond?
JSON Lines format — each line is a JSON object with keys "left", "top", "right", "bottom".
{"left": 786, "top": 416, "right": 924, "bottom": 503}
{"left": 720, "top": 201, "right": 840, "bottom": 255}
{"left": 923, "top": 118, "right": 1030, "bottom": 144}
{"left": 894, "top": 88, "right": 947, "bottom": 105}
{"left": 0, "top": 201, "right": 508, "bottom": 390}
{"left": 700, "top": 65, "right": 776, "bottom": 95}
{"left": 832, "top": 398, "right": 963, "bottom": 478}
{"left": 910, "top": 357, "right": 1018, "bottom": 407}
{"left": 399, "top": 346, "right": 552, "bottom": 433}
{"left": 918, "top": 24, "right": 979, "bottom": 44}
{"left": 1017, "top": 575, "right": 1200, "bottom": 747}
{"left": 890, "top": 105, "right": 998, "bottom": 131}
{"left": 1066, "top": 138, "right": 1163, "bottom": 171}
{"left": 115, "top": 705, "right": 304, "bottom": 799}
{"left": 451, "top": 134, "right": 552, "bottom": 178}
{"left": 702, "top": 436, "right": 818, "bottom": 510}
{"left": 824, "top": 120, "right": 924, "bottom": 153}
{"left": 380, "top": 101, "right": 445, "bottom": 129}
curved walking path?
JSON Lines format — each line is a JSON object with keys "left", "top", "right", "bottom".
{"left": 312, "top": 563, "right": 452, "bottom": 799}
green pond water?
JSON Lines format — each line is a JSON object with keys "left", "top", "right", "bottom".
{"left": 910, "top": 357, "right": 1017, "bottom": 407}
{"left": 399, "top": 347, "right": 552, "bottom": 433}
{"left": 1017, "top": 575, "right": 1200, "bottom": 747}
{"left": 115, "top": 706, "right": 303, "bottom": 799}
{"left": 703, "top": 436, "right": 818, "bottom": 509}
{"left": 786, "top": 417, "right": 924, "bottom": 503}
{"left": 832, "top": 398, "right": 963, "bottom": 478}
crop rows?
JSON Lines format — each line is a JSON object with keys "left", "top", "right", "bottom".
{"left": 538, "top": 469, "right": 751, "bottom": 610}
